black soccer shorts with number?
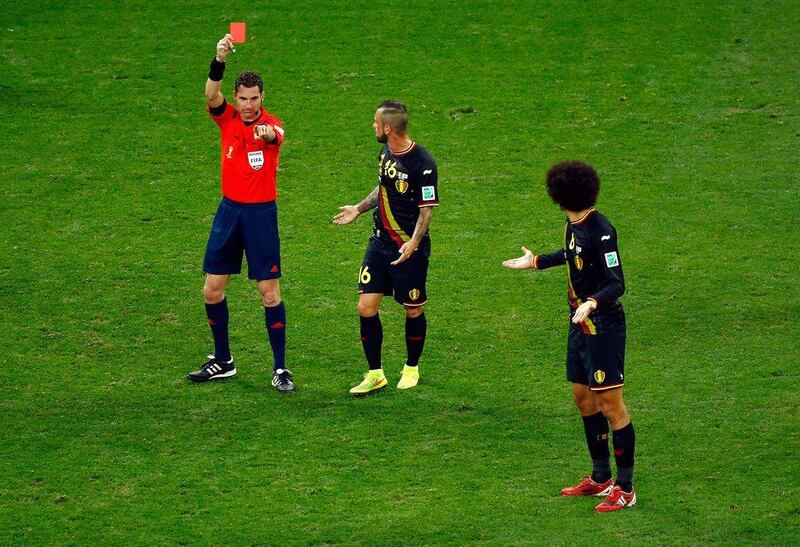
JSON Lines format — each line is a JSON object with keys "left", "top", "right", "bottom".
{"left": 358, "top": 236, "right": 430, "bottom": 307}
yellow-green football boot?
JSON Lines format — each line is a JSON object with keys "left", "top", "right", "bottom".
{"left": 349, "top": 369, "right": 388, "bottom": 395}
{"left": 396, "top": 364, "right": 419, "bottom": 389}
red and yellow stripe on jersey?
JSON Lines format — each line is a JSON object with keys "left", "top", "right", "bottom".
{"left": 567, "top": 279, "right": 598, "bottom": 335}
{"left": 564, "top": 223, "right": 597, "bottom": 335}
{"left": 378, "top": 185, "right": 411, "bottom": 247}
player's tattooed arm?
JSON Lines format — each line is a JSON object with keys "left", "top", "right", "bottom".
{"left": 332, "top": 186, "right": 379, "bottom": 225}
{"left": 391, "top": 207, "right": 433, "bottom": 266}
{"left": 357, "top": 186, "right": 380, "bottom": 214}
{"left": 410, "top": 206, "right": 433, "bottom": 244}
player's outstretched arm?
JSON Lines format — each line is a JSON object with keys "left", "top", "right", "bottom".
{"left": 333, "top": 186, "right": 379, "bottom": 225}
{"left": 502, "top": 246, "right": 535, "bottom": 270}
{"left": 205, "top": 34, "right": 234, "bottom": 108}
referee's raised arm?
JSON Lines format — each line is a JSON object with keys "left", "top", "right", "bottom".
{"left": 205, "top": 34, "right": 233, "bottom": 108}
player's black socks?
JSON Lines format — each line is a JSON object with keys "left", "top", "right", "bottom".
{"left": 405, "top": 312, "right": 426, "bottom": 366}
{"left": 206, "top": 298, "right": 231, "bottom": 362}
{"left": 360, "top": 314, "right": 383, "bottom": 370}
{"left": 582, "top": 412, "right": 611, "bottom": 483}
{"left": 264, "top": 302, "right": 286, "bottom": 371}
{"left": 612, "top": 421, "right": 636, "bottom": 492}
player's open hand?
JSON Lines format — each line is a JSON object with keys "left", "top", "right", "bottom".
{"left": 502, "top": 246, "right": 534, "bottom": 270}
{"left": 391, "top": 241, "right": 418, "bottom": 266}
{"left": 333, "top": 206, "right": 360, "bottom": 225}
{"left": 572, "top": 300, "right": 597, "bottom": 324}
{"left": 216, "top": 34, "right": 234, "bottom": 60}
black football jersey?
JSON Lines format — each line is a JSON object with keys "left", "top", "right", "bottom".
{"left": 535, "top": 209, "right": 625, "bottom": 334}
{"left": 372, "top": 142, "right": 439, "bottom": 248}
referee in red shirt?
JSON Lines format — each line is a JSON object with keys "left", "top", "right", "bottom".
{"left": 187, "top": 33, "right": 294, "bottom": 392}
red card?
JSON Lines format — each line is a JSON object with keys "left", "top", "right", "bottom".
{"left": 230, "top": 22, "right": 246, "bottom": 43}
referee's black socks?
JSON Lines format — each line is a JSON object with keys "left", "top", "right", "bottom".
{"left": 405, "top": 312, "right": 426, "bottom": 367}
{"left": 582, "top": 412, "right": 612, "bottom": 483}
{"left": 206, "top": 298, "right": 231, "bottom": 362}
{"left": 264, "top": 302, "right": 286, "bottom": 371}
{"left": 360, "top": 314, "right": 383, "bottom": 370}
{"left": 613, "top": 421, "right": 636, "bottom": 492}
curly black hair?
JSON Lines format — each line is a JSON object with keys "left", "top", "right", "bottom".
{"left": 546, "top": 161, "right": 600, "bottom": 212}
{"left": 234, "top": 71, "right": 264, "bottom": 93}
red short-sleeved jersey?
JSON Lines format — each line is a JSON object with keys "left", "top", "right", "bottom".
{"left": 208, "top": 101, "right": 285, "bottom": 203}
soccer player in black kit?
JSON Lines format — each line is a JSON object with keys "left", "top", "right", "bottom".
{"left": 503, "top": 161, "right": 637, "bottom": 512}
{"left": 333, "top": 100, "right": 439, "bottom": 394}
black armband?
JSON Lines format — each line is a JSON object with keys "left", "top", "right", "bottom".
{"left": 209, "top": 99, "right": 227, "bottom": 117}
{"left": 208, "top": 58, "right": 226, "bottom": 81}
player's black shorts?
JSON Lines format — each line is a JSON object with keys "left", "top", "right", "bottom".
{"left": 358, "top": 236, "right": 430, "bottom": 306}
{"left": 203, "top": 198, "right": 281, "bottom": 280}
{"left": 566, "top": 325, "right": 626, "bottom": 391}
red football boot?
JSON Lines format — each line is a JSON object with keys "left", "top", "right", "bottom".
{"left": 560, "top": 476, "right": 614, "bottom": 497}
{"left": 594, "top": 485, "right": 637, "bottom": 512}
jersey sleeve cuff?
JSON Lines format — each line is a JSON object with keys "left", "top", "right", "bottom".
{"left": 270, "top": 124, "right": 285, "bottom": 145}
{"left": 418, "top": 202, "right": 439, "bottom": 208}
{"left": 533, "top": 255, "right": 540, "bottom": 269}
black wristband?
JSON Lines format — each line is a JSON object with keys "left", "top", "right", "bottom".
{"left": 208, "top": 58, "right": 226, "bottom": 81}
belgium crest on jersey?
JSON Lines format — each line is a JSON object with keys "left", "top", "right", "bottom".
{"left": 395, "top": 180, "right": 409, "bottom": 194}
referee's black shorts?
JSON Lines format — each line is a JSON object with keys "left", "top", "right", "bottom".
{"left": 203, "top": 198, "right": 281, "bottom": 280}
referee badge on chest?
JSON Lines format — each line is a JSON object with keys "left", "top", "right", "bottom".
{"left": 248, "top": 150, "right": 264, "bottom": 170}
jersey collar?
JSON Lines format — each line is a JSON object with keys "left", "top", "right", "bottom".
{"left": 390, "top": 141, "right": 416, "bottom": 156}
{"left": 569, "top": 208, "right": 596, "bottom": 225}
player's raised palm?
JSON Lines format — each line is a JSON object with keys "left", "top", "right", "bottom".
{"left": 502, "top": 246, "right": 534, "bottom": 270}
{"left": 333, "top": 206, "right": 360, "bottom": 225}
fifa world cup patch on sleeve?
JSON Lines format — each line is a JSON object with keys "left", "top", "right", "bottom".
{"left": 421, "top": 186, "right": 436, "bottom": 201}
{"left": 604, "top": 252, "right": 620, "bottom": 268}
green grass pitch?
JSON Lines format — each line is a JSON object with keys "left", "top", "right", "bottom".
{"left": 1, "top": 0, "right": 798, "bottom": 543}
